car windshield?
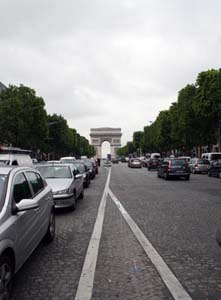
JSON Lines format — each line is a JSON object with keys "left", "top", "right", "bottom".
{"left": 171, "top": 159, "right": 186, "bottom": 166}
{"left": 0, "top": 174, "right": 8, "bottom": 210}
{"left": 36, "top": 166, "right": 72, "bottom": 178}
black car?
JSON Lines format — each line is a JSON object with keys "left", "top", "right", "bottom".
{"left": 157, "top": 158, "right": 190, "bottom": 180}
{"left": 82, "top": 158, "right": 96, "bottom": 179}
{"left": 147, "top": 158, "right": 159, "bottom": 170}
{"left": 72, "top": 160, "right": 91, "bottom": 188}
{"left": 208, "top": 159, "right": 221, "bottom": 178}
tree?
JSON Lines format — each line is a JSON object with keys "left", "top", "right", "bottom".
{"left": 0, "top": 84, "right": 48, "bottom": 149}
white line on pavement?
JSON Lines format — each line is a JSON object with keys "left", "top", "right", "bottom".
{"left": 75, "top": 168, "right": 111, "bottom": 300}
{"left": 108, "top": 188, "right": 193, "bottom": 300}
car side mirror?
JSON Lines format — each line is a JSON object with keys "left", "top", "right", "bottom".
{"left": 15, "top": 199, "right": 39, "bottom": 213}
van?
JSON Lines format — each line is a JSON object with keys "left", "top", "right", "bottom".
{"left": 201, "top": 152, "right": 221, "bottom": 162}
{"left": 150, "top": 153, "right": 161, "bottom": 159}
{"left": 0, "top": 153, "right": 33, "bottom": 166}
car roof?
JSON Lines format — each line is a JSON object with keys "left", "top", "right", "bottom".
{"left": 0, "top": 165, "right": 38, "bottom": 175}
{"left": 36, "top": 164, "right": 72, "bottom": 167}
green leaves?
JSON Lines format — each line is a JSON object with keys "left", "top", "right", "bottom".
{"left": 0, "top": 84, "right": 95, "bottom": 158}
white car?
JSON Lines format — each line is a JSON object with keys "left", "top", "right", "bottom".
{"left": 36, "top": 164, "right": 84, "bottom": 209}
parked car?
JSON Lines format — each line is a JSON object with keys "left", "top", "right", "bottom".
{"left": 0, "top": 165, "right": 55, "bottom": 298}
{"left": 71, "top": 160, "right": 91, "bottom": 188}
{"left": 157, "top": 158, "right": 190, "bottom": 180}
{"left": 60, "top": 157, "right": 76, "bottom": 164}
{"left": 147, "top": 158, "right": 159, "bottom": 170}
{"left": 81, "top": 158, "right": 96, "bottom": 179}
{"left": 36, "top": 164, "right": 84, "bottom": 209}
{"left": 208, "top": 160, "right": 221, "bottom": 178}
{"left": 128, "top": 158, "right": 142, "bottom": 168}
{"left": 0, "top": 153, "right": 33, "bottom": 167}
{"left": 189, "top": 158, "right": 210, "bottom": 174}
{"left": 90, "top": 158, "right": 99, "bottom": 174}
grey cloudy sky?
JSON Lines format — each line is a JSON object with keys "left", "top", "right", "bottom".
{"left": 1, "top": 0, "right": 221, "bottom": 152}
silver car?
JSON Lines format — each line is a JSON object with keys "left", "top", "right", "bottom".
{"left": 189, "top": 158, "right": 210, "bottom": 174}
{"left": 0, "top": 166, "right": 55, "bottom": 299}
{"left": 36, "top": 164, "right": 84, "bottom": 209}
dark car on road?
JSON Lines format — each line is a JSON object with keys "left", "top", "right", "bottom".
{"left": 208, "top": 159, "right": 221, "bottom": 178}
{"left": 157, "top": 158, "right": 190, "bottom": 180}
{"left": 147, "top": 158, "right": 159, "bottom": 170}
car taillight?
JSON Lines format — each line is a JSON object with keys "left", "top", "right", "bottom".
{"left": 168, "top": 161, "right": 172, "bottom": 171}
{"left": 195, "top": 164, "right": 198, "bottom": 168}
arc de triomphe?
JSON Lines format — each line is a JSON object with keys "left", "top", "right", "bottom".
{"left": 90, "top": 127, "right": 122, "bottom": 159}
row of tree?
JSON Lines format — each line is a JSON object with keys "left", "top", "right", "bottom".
{"left": 117, "top": 69, "right": 221, "bottom": 157}
{"left": 0, "top": 84, "right": 95, "bottom": 159}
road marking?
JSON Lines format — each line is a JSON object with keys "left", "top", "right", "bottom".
{"left": 108, "top": 188, "right": 193, "bottom": 300}
{"left": 75, "top": 168, "right": 111, "bottom": 300}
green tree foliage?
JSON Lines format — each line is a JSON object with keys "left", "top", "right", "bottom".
{"left": 120, "top": 68, "right": 221, "bottom": 155}
{"left": 0, "top": 84, "right": 95, "bottom": 158}
{"left": 0, "top": 85, "right": 48, "bottom": 149}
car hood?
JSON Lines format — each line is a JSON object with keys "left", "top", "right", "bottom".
{"left": 45, "top": 178, "right": 73, "bottom": 192}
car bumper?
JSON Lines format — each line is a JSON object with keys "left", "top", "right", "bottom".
{"left": 168, "top": 172, "right": 190, "bottom": 177}
{"left": 53, "top": 194, "right": 74, "bottom": 208}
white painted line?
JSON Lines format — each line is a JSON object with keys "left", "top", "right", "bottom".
{"left": 75, "top": 168, "right": 111, "bottom": 300}
{"left": 108, "top": 188, "right": 193, "bottom": 300}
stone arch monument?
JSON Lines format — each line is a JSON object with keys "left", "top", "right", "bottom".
{"left": 90, "top": 127, "right": 122, "bottom": 159}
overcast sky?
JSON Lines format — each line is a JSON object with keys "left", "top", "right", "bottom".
{"left": 1, "top": 0, "right": 221, "bottom": 155}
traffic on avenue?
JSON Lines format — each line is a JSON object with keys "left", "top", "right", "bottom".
{"left": 0, "top": 153, "right": 221, "bottom": 300}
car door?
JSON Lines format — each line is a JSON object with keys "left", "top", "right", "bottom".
{"left": 25, "top": 171, "right": 52, "bottom": 237}
{"left": 11, "top": 172, "right": 41, "bottom": 269}
{"left": 71, "top": 165, "right": 82, "bottom": 197}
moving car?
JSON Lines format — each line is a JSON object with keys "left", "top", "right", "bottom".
{"left": 157, "top": 158, "right": 190, "bottom": 180}
{"left": 147, "top": 158, "right": 159, "bottom": 170}
{"left": 208, "top": 160, "right": 221, "bottom": 178}
{"left": 189, "top": 158, "right": 210, "bottom": 174}
{"left": 128, "top": 158, "right": 142, "bottom": 168}
{"left": 0, "top": 166, "right": 55, "bottom": 299}
{"left": 36, "top": 164, "right": 84, "bottom": 209}
{"left": 202, "top": 152, "right": 221, "bottom": 162}
{"left": 103, "top": 160, "right": 112, "bottom": 167}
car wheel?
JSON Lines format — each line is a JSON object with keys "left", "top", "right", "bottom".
{"left": 79, "top": 188, "right": 84, "bottom": 199}
{"left": 218, "top": 172, "right": 221, "bottom": 179}
{"left": 185, "top": 175, "right": 190, "bottom": 181}
{"left": 208, "top": 171, "right": 211, "bottom": 177}
{"left": 44, "top": 210, "right": 55, "bottom": 243}
{"left": 0, "top": 256, "right": 13, "bottom": 300}
{"left": 157, "top": 172, "right": 160, "bottom": 178}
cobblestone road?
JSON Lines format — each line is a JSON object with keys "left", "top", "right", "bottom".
{"left": 11, "top": 163, "right": 221, "bottom": 300}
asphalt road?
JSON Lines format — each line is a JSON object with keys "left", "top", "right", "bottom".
{"left": 11, "top": 163, "right": 221, "bottom": 300}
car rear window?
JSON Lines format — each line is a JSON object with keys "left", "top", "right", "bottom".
{"left": 198, "top": 159, "right": 210, "bottom": 164}
{"left": 171, "top": 159, "right": 186, "bottom": 166}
